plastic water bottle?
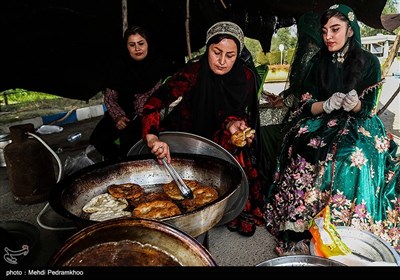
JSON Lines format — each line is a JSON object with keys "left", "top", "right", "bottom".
{"left": 67, "top": 132, "right": 82, "bottom": 143}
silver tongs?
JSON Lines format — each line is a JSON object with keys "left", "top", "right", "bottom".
{"left": 161, "top": 158, "right": 194, "bottom": 199}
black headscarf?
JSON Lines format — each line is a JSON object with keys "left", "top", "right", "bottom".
{"left": 190, "top": 37, "right": 250, "bottom": 138}
{"left": 106, "top": 26, "right": 174, "bottom": 118}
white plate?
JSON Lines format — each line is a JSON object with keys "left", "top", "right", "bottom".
{"left": 310, "top": 226, "right": 400, "bottom": 265}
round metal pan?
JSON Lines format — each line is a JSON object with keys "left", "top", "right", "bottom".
{"left": 48, "top": 218, "right": 217, "bottom": 266}
{"left": 256, "top": 255, "right": 346, "bottom": 266}
{"left": 128, "top": 131, "right": 249, "bottom": 225}
{"left": 49, "top": 153, "right": 242, "bottom": 238}
{"left": 310, "top": 226, "right": 400, "bottom": 265}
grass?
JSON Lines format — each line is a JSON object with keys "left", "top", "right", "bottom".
{"left": 3, "top": 89, "right": 59, "bottom": 104}
{"left": 265, "top": 64, "right": 289, "bottom": 82}
{"left": 0, "top": 89, "right": 104, "bottom": 126}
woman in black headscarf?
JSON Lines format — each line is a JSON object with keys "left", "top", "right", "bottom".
{"left": 90, "top": 25, "right": 176, "bottom": 160}
{"left": 142, "top": 21, "right": 266, "bottom": 236}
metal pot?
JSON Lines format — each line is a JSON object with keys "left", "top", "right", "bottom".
{"left": 48, "top": 218, "right": 217, "bottom": 266}
{"left": 310, "top": 226, "right": 400, "bottom": 265}
{"left": 128, "top": 131, "right": 248, "bottom": 225}
{"left": 256, "top": 255, "right": 346, "bottom": 266}
{"left": 49, "top": 153, "right": 242, "bottom": 238}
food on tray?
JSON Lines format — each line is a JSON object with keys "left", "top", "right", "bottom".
{"left": 82, "top": 179, "right": 219, "bottom": 221}
{"left": 82, "top": 193, "right": 129, "bottom": 214}
{"left": 89, "top": 210, "right": 132, "bottom": 222}
{"left": 132, "top": 200, "right": 181, "bottom": 219}
{"left": 129, "top": 191, "right": 172, "bottom": 207}
{"left": 162, "top": 179, "right": 200, "bottom": 200}
{"left": 230, "top": 127, "right": 255, "bottom": 147}
{"left": 107, "top": 183, "right": 145, "bottom": 200}
{"left": 181, "top": 185, "right": 219, "bottom": 211}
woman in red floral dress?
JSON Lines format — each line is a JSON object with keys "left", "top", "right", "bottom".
{"left": 141, "top": 21, "right": 267, "bottom": 236}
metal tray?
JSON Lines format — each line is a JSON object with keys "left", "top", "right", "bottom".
{"left": 310, "top": 226, "right": 400, "bottom": 265}
{"left": 257, "top": 255, "right": 345, "bottom": 266}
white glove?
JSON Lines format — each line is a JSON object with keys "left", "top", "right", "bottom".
{"left": 323, "top": 92, "right": 346, "bottom": 113}
{"left": 342, "top": 89, "right": 359, "bottom": 112}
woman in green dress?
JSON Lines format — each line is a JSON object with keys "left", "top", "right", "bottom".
{"left": 263, "top": 4, "right": 400, "bottom": 255}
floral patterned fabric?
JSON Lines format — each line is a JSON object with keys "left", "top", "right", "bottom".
{"left": 264, "top": 48, "right": 400, "bottom": 253}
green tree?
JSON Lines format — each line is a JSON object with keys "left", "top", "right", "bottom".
{"left": 361, "top": 0, "right": 399, "bottom": 36}
{"left": 270, "top": 28, "right": 297, "bottom": 52}
{"left": 270, "top": 27, "right": 297, "bottom": 64}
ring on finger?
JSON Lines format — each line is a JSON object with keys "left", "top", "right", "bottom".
{"left": 158, "top": 146, "right": 163, "bottom": 151}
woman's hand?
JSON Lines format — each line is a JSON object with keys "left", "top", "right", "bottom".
{"left": 226, "top": 120, "right": 254, "bottom": 146}
{"left": 115, "top": 116, "right": 130, "bottom": 130}
{"left": 226, "top": 120, "right": 246, "bottom": 134}
{"left": 342, "top": 90, "right": 360, "bottom": 112}
{"left": 267, "top": 94, "right": 285, "bottom": 108}
{"left": 146, "top": 134, "right": 171, "bottom": 163}
{"left": 322, "top": 92, "right": 346, "bottom": 113}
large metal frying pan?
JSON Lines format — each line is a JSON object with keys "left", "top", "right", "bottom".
{"left": 49, "top": 153, "right": 242, "bottom": 238}
{"left": 48, "top": 218, "right": 217, "bottom": 266}
{"left": 128, "top": 131, "right": 248, "bottom": 225}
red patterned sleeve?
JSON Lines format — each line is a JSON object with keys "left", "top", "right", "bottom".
{"left": 141, "top": 62, "right": 200, "bottom": 138}
{"left": 104, "top": 88, "right": 126, "bottom": 122}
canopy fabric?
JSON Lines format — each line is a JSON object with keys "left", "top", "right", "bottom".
{"left": 1, "top": 0, "right": 397, "bottom": 100}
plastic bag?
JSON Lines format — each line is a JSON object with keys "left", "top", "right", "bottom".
{"left": 36, "top": 125, "right": 63, "bottom": 134}
{"left": 63, "top": 145, "right": 95, "bottom": 176}
{"left": 308, "top": 206, "right": 352, "bottom": 258}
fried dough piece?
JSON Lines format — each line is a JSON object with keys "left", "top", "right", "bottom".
{"left": 129, "top": 191, "right": 172, "bottom": 207}
{"left": 89, "top": 210, "right": 131, "bottom": 222}
{"left": 132, "top": 200, "right": 181, "bottom": 219}
{"left": 108, "top": 183, "right": 145, "bottom": 200}
{"left": 82, "top": 193, "right": 129, "bottom": 213}
{"left": 181, "top": 186, "right": 219, "bottom": 212}
{"left": 162, "top": 179, "right": 200, "bottom": 200}
{"left": 230, "top": 127, "right": 256, "bottom": 147}
{"left": 245, "top": 127, "right": 256, "bottom": 138}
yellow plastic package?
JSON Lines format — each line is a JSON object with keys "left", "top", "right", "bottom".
{"left": 308, "top": 206, "right": 352, "bottom": 258}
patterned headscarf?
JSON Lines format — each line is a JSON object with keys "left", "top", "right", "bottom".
{"left": 328, "top": 4, "right": 361, "bottom": 46}
{"left": 206, "top": 21, "right": 244, "bottom": 53}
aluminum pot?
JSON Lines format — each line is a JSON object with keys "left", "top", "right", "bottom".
{"left": 49, "top": 153, "right": 242, "bottom": 238}
{"left": 128, "top": 131, "right": 248, "bottom": 225}
{"left": 310, "top": 226, "right": 400, "bottom": 265}
{"left": 256, "top": 255, "right": 346, "bottom": 266}
{"left": 48, "top": 218, "right": 217, "bottom": 266}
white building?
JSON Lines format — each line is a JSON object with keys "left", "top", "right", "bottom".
{"left": 362, "top": 33, "right": 400, "bottom": 75}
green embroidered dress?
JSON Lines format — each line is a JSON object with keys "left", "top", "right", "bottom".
{"left": 264, "top": 5, "right": 400, "bottom": 253}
